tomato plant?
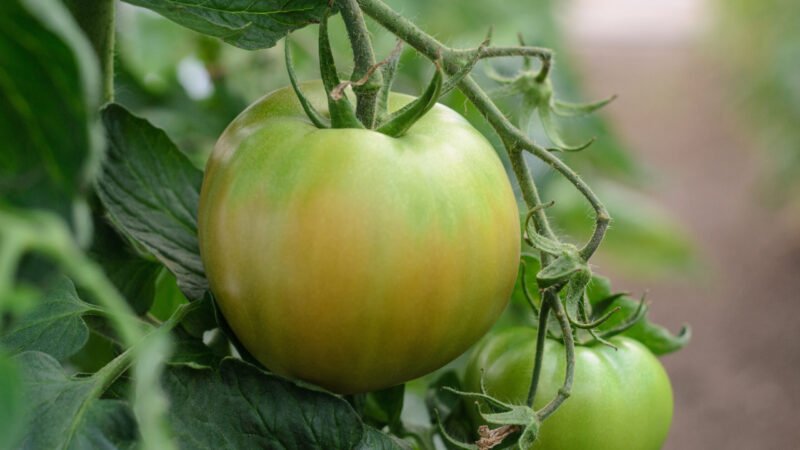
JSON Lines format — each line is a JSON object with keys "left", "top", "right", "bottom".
{"left": 464, "top": 327, "right": 673, "bottom": 450}
{"left": 198, "top": 82, "right": 520, "bottom": 394}
{"left": 0, "top": 0, "right": 691, "bottom": 448}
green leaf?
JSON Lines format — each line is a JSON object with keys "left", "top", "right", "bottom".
{"left": 589, "top": 274, "right": 691, "bottom": 355}
{"left": 89, "top": 218, "right": 161, "bottom": 315}
{"left": 68, "top": 331, "right": 117, "bottom": 374}
{"left": 177, "top": 294, "right": 217, "bottom": 338}
{"left": 122, "top": 0, "right": 331, "bottom": 51}
{"left": 14, "top": 351, "right": 139, "bottom": 450}
{"left": 425, "top": 370, "right": 477, "bottom": 449}
{"left": 363, "top": 385, "right": 405, "bottom": 429}
{"left": 425, "top": 370, "right": 462, "bottom": 423}
{"left": 169, "top": 329, "right": 221, "bottom": 369}
{"left": 149, "top": 269, "right": 189, "bottom": 322}
{"left": 0, "top": 0, "right": 101, "bottom": 241}
{"left": 535, "top": 252, "right": 585, "bottom": 289}
{"left": 97, "top": 103, "right": 208, "bottom": 300}
{"left": 625, "top": 317, "right": 690, "bottom": 355}
{"left": 355, "top": 427, "right": 409, "bottom": 450}
{"left": 0, "top": 352, "right": 26, "bottom": 450}
{"left": 1, "top": 276, "right": 95, "bottom": 361}
{"left": 162, "top": 358, "right": 371, "bottom": 449}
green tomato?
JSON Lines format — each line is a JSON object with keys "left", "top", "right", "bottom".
{"left": 198, "top": 82, "right": 520, "bottom": 394}
{"left": 464, "top": 327, "right": 673, "bottom": 450}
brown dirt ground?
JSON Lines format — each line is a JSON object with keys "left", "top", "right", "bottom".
{"left": 569, "top": 43, "right": 800, "bottom": 449}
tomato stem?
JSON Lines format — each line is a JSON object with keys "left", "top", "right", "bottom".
{"left": 337, "top": 0, "right": 383, "bottom": 127}
{"left": 285, "top": 37, "right": 330, "bottom": 128}
{"left": 65, "top": 0, "right": 115, "bottom": 103}
{"left": 537, "top": 294, "right": 576, "bottom": 421}
{"left": 526, "top": 296, "right": 551, "bottom": 407}
{"left": 375, "top": 40, "right": 403, "bottom": 122}
{"left": 319, "top": 12, "right": 365, "bottom": 129}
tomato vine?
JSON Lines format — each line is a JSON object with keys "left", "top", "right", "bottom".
{"left": 1, "top": 0, "right": 692, "bottom": 449}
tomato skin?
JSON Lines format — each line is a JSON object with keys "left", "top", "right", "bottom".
{"left": 464, "top": 327, "right": 673, "bottom": 450}
{"left": 198, "top": 82, "right": 520, "bottom": 394}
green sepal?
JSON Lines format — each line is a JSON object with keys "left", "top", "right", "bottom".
{"left": 538, "top": 105, "right": 595, "bottom": 152}
{"left": 562, "top": 267, "right": 592, "bottom": 314}
{"left": 441, "top": 30, "right": 490, "bottom": 96}
{"left": 440, "top": 386, "right": 540, "bottom": 450}
{"left": 284, "top": 37, "right": 329, "bottom": 128}
{"left": 440, "top": 53, "right": 479, "bottom": 96}
{"left": 588, "top": 275, "right": 692, "bottom": 354}
{"left": 517, "top": 421, "right": 540, "bottom": 450}
{"left": 485, "top": 65, "right": 516, "bottom": 84}
{"left": 523, "top": 229, "right": 566, "bottom": 256}
{"left": 377, "top": 65, "right": 443, "bottom": 137}
{"left": 318, "top": 13, "right": 363, "bottom": 129}
{"left": 552, "top": 95, "right": 617, "bottom": 117}
{"left": 478, "top": 404, "right": 536, "bottom": 427}
{"left": 536, "top": 252, "right": 586, "bottom": 289}
{"left": 375, "top": 42, "right": 402, "bottom": 123}
{"left": 434, "top": 409, "right": 478, "bottom": 450}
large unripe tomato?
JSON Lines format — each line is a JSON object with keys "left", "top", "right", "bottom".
{"left": 464, "top": 327, "right": 673, "bottom": 450}
{"left": 198, "top": 82, "right": 520, "bottom": 394}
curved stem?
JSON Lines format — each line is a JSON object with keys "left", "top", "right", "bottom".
{"left": 535, "top": 53, "right": 552, "bottom": 83}
{"left": 536, "top": 293, "right": 575, "bottom": 421}
{"left": 90, "top": 300, "right": 200, "bottom": 390}
{"left": 570, "top": 305, "right": 621, "bottom": 329}
{"left": 337, "top": 0, "right": 383, "bottom": 127}
{"left": 359, "top": 0, "right": 446, "bottom": 57}
{"left": 467, "top": 77, "right": 609, "bottom": 260}
{"left": 519, "top": 261, "right": 540, "bottom": 317}
{"left": 452, "top": 45, "right": 552, "bottom": 61}
{"left": 66, "top": 0, "right": 115, "bottom": 103}
{"left": 507, "top": 142, "right": 556, "bottom": 243}
{"left": 526, "top": 296, "right": 551, "bottom": 407}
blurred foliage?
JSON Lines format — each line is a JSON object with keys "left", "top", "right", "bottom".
{"left": 0, "top": 0, "right": 101, "bottom": 244}
{"left": 717, "top": 0, "right": 800, "bottom": 204}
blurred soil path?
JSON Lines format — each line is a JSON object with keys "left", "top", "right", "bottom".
{"left": 570, "top": 44, "right": 800, "bottom": 449}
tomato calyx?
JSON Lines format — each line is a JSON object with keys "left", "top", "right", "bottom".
{"left": 283, "top": 9, "right": 484, "bottom": 137}
{"left": 522, "top": 210, "right": 644, "bottom": 349}
{"left": 318, "top": 11, "right": 365, "bottom": 130}
{"left": 486, "top": 35, "right": 615, "bottom": 152}
{"left": 437, "top": 383, "right": 540, "bottom": 450}
{"left": 520, "top": 206, "right": 691, "bottom": 354}
{"left": 285, "top": 37, "right": 330, "bottom": 129}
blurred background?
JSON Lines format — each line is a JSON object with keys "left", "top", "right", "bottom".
{"left": 112, "top": 0, "right": 800, "bottom": 448}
